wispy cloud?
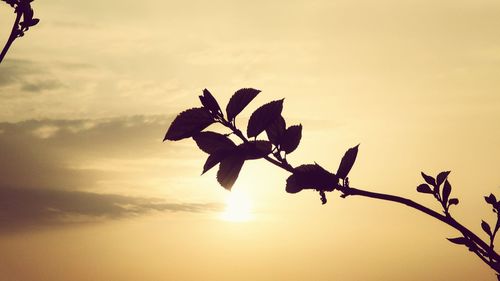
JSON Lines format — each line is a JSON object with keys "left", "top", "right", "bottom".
{"left": 0, "top": 115, "right": 224, "bottom": 233}
{"left": 20, "top": 79, "right": 65, "bottom": 93}
{"left": 0, "top": 187, "right": 222, "bottom": 232}
{"left": 0, "top": 115, "right": 190, "bottom": 191}
{"left": 0, "top": 59, "right": 65, "bottom": 93}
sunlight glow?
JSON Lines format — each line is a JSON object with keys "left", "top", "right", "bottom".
{"left": 220, "top": 189, "right": 253, "bottom": 222}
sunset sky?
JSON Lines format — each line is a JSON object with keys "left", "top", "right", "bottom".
{"left": 0, "top": 0, "right": 499, "bottom": 280}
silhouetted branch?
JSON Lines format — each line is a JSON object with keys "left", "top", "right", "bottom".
{"left": 0, "top": 8, "right": 21, "bottom": 63}
{"left": 337, "top": 185, "right": 500, "bottom": 271}
{"left": 0, "top": 0, "right": 39, "bottom": 64}
{"left": 163, "top": 88, "right": 500, "bottom": 279}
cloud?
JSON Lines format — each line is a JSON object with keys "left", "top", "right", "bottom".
{"left": 0, "top": 115, "right": 224, "bottom": 233}
{"left": 20, "top": 79, "right": 65, "bottom": 93}
{"left": 0, "top": 115, "right": 189, "bottom": 191}
{"left": 31, "top": 124, "right": 60, "bottom": 139}
{"left": 0, "top": 59, "right": 65, "bottom": 93}
{"left": 0, "top": 187, "right": 222, "bottom": 232}
{"left": 0, "top": 59, "right": 36, "bottom": 88}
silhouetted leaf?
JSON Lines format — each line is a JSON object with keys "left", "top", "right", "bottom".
{"left": 281, "top": 125, "right": 302, "bottom": 154}
{"left": 436, "top": 171, "right": 450, "bottom": 187}
{"left": 336, "top": 145, "right": 359, "bottom": 179}
{"left": 433, "top": 184, "right": 440, "bottom": 196}
{"left": 217, "top": 152, "right": 246, "bottom": 190}
{"left": 485, "top": 194, "right": 497, "bottom": 205}
{"left": 443, "top": 179, "right": 452, "bottom": 205}
{"left": 482, "top": 220, "right": 492, "bottom": 236}
{"left": 193, "top": 131, "right": 235, "bottom": 154}
{"left": 416, "top": 184, "right": 433, "bottom": 194}
{"left": 285, "top": 174, "right": 302, "bottom": 194}
{"left": 421, "top": 172, "right": 436, "bottom": 187}
{"left": 164, "top": 108, "right": 214, "bottom": 141}
{"left": 285, "top": 164, "right": 338, "bottom": 193}
{"left": 495, "top": 202, "right": 500, "bottom": 212}
{"left": 247, "top": 99, "right": 284, "bottom": 138}
{"left": 449, "top": 198, "right": 459, "bottom": 206}
{"left": 239, "top": 140, "right": 272, "bottom": 160}
{"left": 202, "top": 150, "right": 232, "bottom": 175}
{"left": 199, "top": 89, "right": 222, "bottom": 116}
{"left": 447, "top": 237, "right": 468, "bottom": 245}
{"left": 30, "top": 18, "right": 40, "bottom": 27}
{"left": 226, "top": 88, "right": 261, "bottom": 121}
{"left": 265, "top": 116, "right": 286, "bottom": 146}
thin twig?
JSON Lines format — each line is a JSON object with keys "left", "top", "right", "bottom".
{"left": 337, "top": 186, "right": 500, "bottom": 271}
{"left": 0, "top": 10, "right": 21, "bottom": 63}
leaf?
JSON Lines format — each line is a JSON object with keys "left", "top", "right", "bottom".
{"left": 482, "top": 220, "right": 492, "bottom": 236}
{"left": 193, "top": 131, "right": 235, "bottom": 154}
{"left": 421, "top": 172, "right": 436, "bottom": 187}
{"left": 449, "top": 198, "right": 459, "bottom": 206}
{"left": 285, "top": 164, "right": 338, "bottom": 193}
{"left": 29, "top": 18, "right": 40, "bottom": 27}
{"left": 485, "top": 194, "right": 497, "bottom": 205}
{"left": 239, "top": 140, "right": 272, "bottom": 160}
{"left": 247, "top": 99, "right": 284, "bottom": 138}
{"left": 433, "top": 184, "right": 440, "bottom": 197}
{"left": 216, "top": 152, "right": 246, "bottom": 190}
{"left": 447, "top": 237, "right": 468, "bottom": 245}
{"left": 416, "top": 184, "right": 433, "bottom": 194}
{"left": 280, "top": 125, "right": 302, "bottom": 154}
{"left": 164, "top": 108, "right": 214, "bottom": 141}
{"left": 265, "top": 115, "right": 286, "bottom": 146}
{"left": 226, "top": 88, "right": 261, "bottom": 121}
{"left": 495, "top": 202, "right": 500, "bottom": 211}
{"left": 202, "top": 150, "right": 232, "bottom": 175}
{"left": 436, "top": 171, "right": 451, "bottom": 187}
{"left": 199, "top": 89, "right": 222, "bottom": 116}
{"left": 442, "top": 179, "right": 452, "bottom": 205}
{"left": 285, "top": 174, "right": 302, "bottom": 194}
{"left": 336, "top": 144, "right": 359, "bottom": 179}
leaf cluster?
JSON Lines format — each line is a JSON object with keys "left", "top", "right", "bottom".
{"left": 2, "top": 0, "right": 39, "bottom": 36}
{"left": 164, "top": 89, "right": 359, "bottom": 203}
{"left": 481, "top": 194, "right": 500, "bottom": 250}
{"left": 417, "top": 171, "right": 458, "bottom": 214}
{"left": 165, "top": 89, "right": 301, "bottom": 190}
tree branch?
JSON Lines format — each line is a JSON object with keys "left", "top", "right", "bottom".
{"left": 220, "top": 110, "right": 500, "bottom": 271}
{"left": 337, "top": 186, "right": 500, "bottom": 266}
{"left": 165, "top": 88, "right": 500, "bottom": 278}
{"left": 0, "top": 9, "right": 21, "bottom": 63}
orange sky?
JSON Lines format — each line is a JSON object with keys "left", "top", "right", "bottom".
{"left": 0, "top": 0, "right": 499, "bottom": 280}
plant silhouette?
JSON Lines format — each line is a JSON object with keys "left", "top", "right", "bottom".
{"left": 164, "top": 88, "right": 500, "bottom": 280}
{"left": 0, "top": 0, "right": 39, "bottom": 64}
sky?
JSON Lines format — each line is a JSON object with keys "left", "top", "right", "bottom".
{"left": 0, "top": 0, "right": 499, "bottom": 280}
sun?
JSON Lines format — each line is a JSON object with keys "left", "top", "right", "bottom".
{"left": 220, "top": 189, "right": 253, "bottom": 222}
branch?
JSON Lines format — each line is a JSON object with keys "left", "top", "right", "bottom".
{"left": 215, "top": 94, "right": 500, "bottom": 272}
{"left": 163, "top": 88, "right": 500, "bottom": 278}
{"left": 0, "top": 0, "right": 40, "bottom": 64}
{"left": 0, "top": 8, "right": 21, "bottom": 63}
{"left": 337, "top": 185, "right": 500, "bottom": 267}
